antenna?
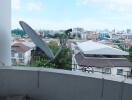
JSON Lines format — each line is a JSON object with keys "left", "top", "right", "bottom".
{"left": 19, "top": 21, "right": 54, "bottom": 60}
{"left": 19, "top": 21, "right": 72, "bottom": 62}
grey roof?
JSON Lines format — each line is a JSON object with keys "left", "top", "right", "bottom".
{"left": 75, "top": 53, "right": 132, "bottom": 67}
{"left": 77, "top": 41, "right": 129, "bottom": 56}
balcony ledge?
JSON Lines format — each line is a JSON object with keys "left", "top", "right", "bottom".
{"left": 0, "top": 66, "right": 132, "bottom": 84}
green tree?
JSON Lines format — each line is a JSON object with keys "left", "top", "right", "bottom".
{"left": 31, "top": 41, "right": 72, "bottom": 70}
{"left": 128, "top": 47, "right": 132, "bottom": 62}
{"left": 55, "top": 46, "right": 72, "bottom": 70}
{"left": 77, "top": 34, "right": 81, "bottom": 39}
{"left": 12, "top": 28, "right": 26, "bottom": 37}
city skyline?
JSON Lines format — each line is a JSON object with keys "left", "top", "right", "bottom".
{"left": 12, "top": 0, "right": 132, "bottom": 30}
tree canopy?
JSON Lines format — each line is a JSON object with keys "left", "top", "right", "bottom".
{"left": 12, "top": 29, "right": 26, "bottom": 37}
{"left": 31, "top": 41, "right": 72, "bottom": 70}
{"left": 128, "top": 47, "right": 132, "bottom": 62}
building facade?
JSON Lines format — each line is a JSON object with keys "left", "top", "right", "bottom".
{"left": 11, "top": 43, "right": 32, "bottom": 66}
{"left": 72, "top": 41, "right": 132, "bottom": 76}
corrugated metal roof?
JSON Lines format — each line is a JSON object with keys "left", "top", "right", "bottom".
{"left": 77, "top": 41, "right": 128, "bottom": 55}
{"left": 75, "top": 53, "right": 132, "bottom": 67}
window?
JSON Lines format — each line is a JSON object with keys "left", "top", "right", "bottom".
{"left": 18, "top": 53, "right": 24, "bottom": 58}
{"left": 117, "top": 69, "right": 123, "bottom": 75}
{"left": 103, "top": 68, "right": 111, "bottom": 74}
{"left": 19, "top": 59, "right": 24, "bottom": 64}
{"left": 11, "top": 59, "right": 17, "bottom": 65}
{"left": 11, "top": 52, "right": 15, "bottom": 57}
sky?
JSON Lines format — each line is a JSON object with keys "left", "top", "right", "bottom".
{"left": 12, "top": 0, "right": 132, "bottom": 30}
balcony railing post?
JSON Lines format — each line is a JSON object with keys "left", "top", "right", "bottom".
{"left": 0, "top": 0, "right": 11, "bottom": 66}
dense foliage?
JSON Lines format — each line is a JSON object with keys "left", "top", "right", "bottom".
{"left": 128, "top": 47, "right": 132, "bottom": 62}
{"left": 31, "top": 41, "right": 72, "bottom": 70}
{"left": 12, "top": 29, "right": 26, "bottom": 36}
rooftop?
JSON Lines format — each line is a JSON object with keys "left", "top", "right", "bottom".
{"left": 77, "top": 41, "right": 128, "bottom": 55}
{"left": 75, "top": 53, "right": 132, "bottom": 67}
{"left": 11, "top": 43, "right": 31, "bottom": 53}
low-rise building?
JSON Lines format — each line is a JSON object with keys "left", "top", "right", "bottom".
{"left": 98, "top": 32, "right": 110, "bottom": 40}
{"left": 81, "top": 32, "right": 99, "bottom": 41}
{"left": 11, "top": 43, "right": 32, "bottom": 66}
{"left": 72, "top": 41, "right": 132, "bottom": 76}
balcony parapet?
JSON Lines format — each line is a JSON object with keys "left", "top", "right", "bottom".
{"left": 0, "top": 66, "right": 132, "bottom": 100}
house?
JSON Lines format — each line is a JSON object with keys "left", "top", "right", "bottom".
{"left": 11, "top": 43, "right": 32, "bottom": 66}
{"left": 72, "top": 41, "right": 132, "bottom": 76}
{"left": 81, "top": 32, "right": 99, "bottom": 41}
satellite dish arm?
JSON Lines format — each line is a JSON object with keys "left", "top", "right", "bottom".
{"left": 54, "top": 44, "right": 64, "bottom": 59}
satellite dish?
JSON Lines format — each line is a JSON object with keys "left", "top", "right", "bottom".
{"left": 65, "top": 29, "right": 72, "bottom": 36}
{"left": 19, "top": 21, "right": 54, "bottom": 60}
{"left": 19, "top": 21, "right": 72, "bottom": 61}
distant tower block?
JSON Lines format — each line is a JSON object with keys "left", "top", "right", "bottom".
{"left": 0, "top": 0, "right": 11, "bottom": 66}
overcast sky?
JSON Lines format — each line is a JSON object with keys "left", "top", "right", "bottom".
{"left": 12, "top": 0, "right": 132, "bottom": 30}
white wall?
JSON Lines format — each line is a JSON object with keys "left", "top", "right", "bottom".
{"left": 0, "top": 67, "right": 132, "bottom": 100}
{"left": 24, "top": 50, "right": 32, "bottom": 65}
{"left": 0, "top": 0, "right": 11, "bottom": 66}
{"left": 11, "top": 50, "right": 31, "bottom": 65}
{"left": 111, "top": 67, "right": 130, "bottom": 76}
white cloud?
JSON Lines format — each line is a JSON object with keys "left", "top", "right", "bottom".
{"left": 77, "top": 0, "right": 132, "bottom": 12}
{"left": 12, "top": 0, "right": 21, "bottom": 10}
{"left": 27, "top": 2, "right": 42, "bottom": 12}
